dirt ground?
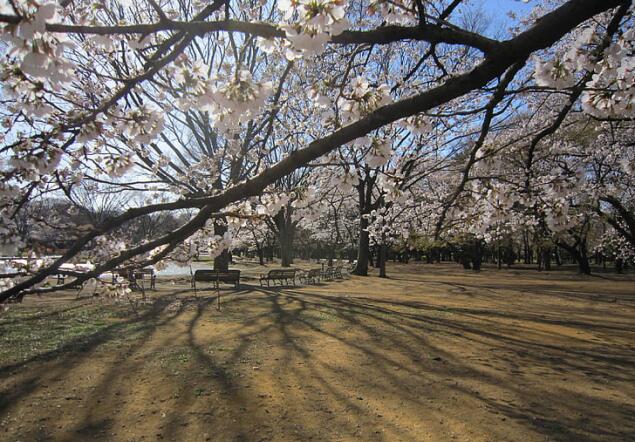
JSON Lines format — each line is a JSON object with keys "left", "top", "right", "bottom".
{"left": 1, "top": 263, "right": 634, "bottom": 442}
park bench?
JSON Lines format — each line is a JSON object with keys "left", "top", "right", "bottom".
{"left": 192, "top": 269, "right": 241, "bottom": 294}
{"left": 114, "top": 268, "right": 156, "bottom": 292}
{"left": 322, "top": 265, "right": 343, "bottom": 281}
{"left": 130, "top": 268, "right": 157, "bottom": 291}
{"left": 300, "top": 268, "right": 321, "bottom": 284}
{"left": 321, "top": 266, "right": 334, "bottom": 281}
{"left": 260, "top": 269, "right": 297, "bottom": 286}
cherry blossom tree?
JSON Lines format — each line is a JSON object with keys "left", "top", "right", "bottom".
{"left": 1, "top": 0, "right": 632, "bottom": 302}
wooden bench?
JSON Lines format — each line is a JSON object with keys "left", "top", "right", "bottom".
{"left": 260, "top": 269, "right": 297, "bottom": 286}
{"left": 322, "top": 265, "right": 343, "bottom": 281}
{"left": 192, "top": 269, "right": 241, "bottom": 294}
{"left": 130, "top": 268, "right": 157, "bottom": 291}
{"left": 321, "top": 266, "right": 334, "bottom": 281}
{"left": 300, "top": 268, "right": 322, "bottom": 284}
{"left": 113, "top": 268, "right": 156, "bottom": 292}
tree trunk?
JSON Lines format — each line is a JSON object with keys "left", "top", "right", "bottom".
{"left": 256, "top": 244, "right": 264, "bottom": 266}
{"left": 354, "top": 216, "right": 370, "bottom": 276}
{"left": 280, "top": 232, "right": 294, "bottom": 267}
{"left": 543, "top": 247, "right": 552, "bottom": 271}
{"left": 523, "top": 231, "right": 531, "bottom": 264}
{"left": 557, "top": 241, "right": 591, "bottom": 275}
{"left": 213, "top": 219, "right": 230, "bottom": 271}
{"left": 275, "top": 209, "right": 295, "bottom": 267}
{"left": 379, "top": 241, "right": 387, "bottom": 278}
{"left": 460, "top": 252, "right": 471, "bottom": 269}
{"left": 578, "top": 251, "right": 591, "bottom": 275}
{"left": 615, "top": 258, "right": 624, "bottom": 274}
{"left": 497, "top": 244, "right": 502, "bottom": 270}
{"left": 472, "top": 241, "right": 483, "bottom": 271}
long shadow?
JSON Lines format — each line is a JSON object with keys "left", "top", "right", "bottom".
{"left": 0, "top": 292, "right": 193, "bottom": 427}
{"left": 3, "top": 279, "right": 634, "bottom": 441}
{"left": 290, "top": 290, "right": 635, "bottom": 380}
{"left": 250, "top": 285, "right": 635, "bottom": 440}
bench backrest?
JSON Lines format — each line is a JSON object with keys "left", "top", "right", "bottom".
{"left": 267, "top": 269, "right": 296, "bottom": 278}
{"left": 194, "top": 269, "right": 240, "bottom": 281}
{"left": 133, "top": 268, "right": 155, "bottom": 279}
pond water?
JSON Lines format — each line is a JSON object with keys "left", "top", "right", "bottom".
{"left": 155, "top": 261, "right": 210, "bottom": 277}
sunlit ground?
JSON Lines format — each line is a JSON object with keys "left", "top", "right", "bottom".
{"left": 1, "top": 262, "right": 634, "bottom": 441}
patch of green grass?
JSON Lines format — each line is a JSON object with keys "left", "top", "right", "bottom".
{"left": 0, "top": 302, "right": 146, "bottom": 366}
{"left": 194, "top": 387, "right": 207, "bottom": 397}
{"left": 151, "top": 345, "right": 197, "bottom": 375}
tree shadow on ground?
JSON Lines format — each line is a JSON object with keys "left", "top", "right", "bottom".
{"left": 1, "top": 276, "right": 634, "bottom": 441}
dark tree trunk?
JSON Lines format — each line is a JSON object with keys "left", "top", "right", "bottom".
{"left": 523, "top": 231, "right": 531, "bottom": 264}
{"left": 460, "top": 252, "right": 471, "bottom": 269}
{"left": 213, "top": 219, "right": 230, "bottom": 271}
{"left": 379, "top": 242, "right": 387, "bottom": 278}
{"left": 274, "top": 209, "right": 295, "bottom": 267}
{"left": 542, "top": 248, "right": 552, "bottom": 271}
{"left": 280, "top": 232, "right": 294, "bottom": 267}
{"left": 497, "top": 244, "right": 502, "bottom": 270}
{"left": 557, "top": 241, "right": 591, "bottom": 275}
{"left": 505, "top": 242, "right": 515, "bottom": 267}
{"left": 256, "top": 244, "right": 264, "bottom": 266}
{"left": 578, "top": 239, "right": 591, "bottom": 275}
{"left": 472, "top": 241, "right": 483, "bottom": 271}
{"left": 578, "top": 251, "right": 591, "bottom": 275}
{"left": 615, "top": 258, "right": 624, "bottom": 274}
{"left": 354, "top": 216, "right": 370, "bottom": 276}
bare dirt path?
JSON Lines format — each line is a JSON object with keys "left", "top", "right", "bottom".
{"left": 1, "top": 263, "right": 634, "bottom": 441}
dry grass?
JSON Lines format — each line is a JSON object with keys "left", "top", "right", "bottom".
{"left": 1, "top": 263, "right": 634, "bottom": 441}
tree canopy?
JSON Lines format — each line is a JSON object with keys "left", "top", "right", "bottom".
{"left": 1, "top": 0, "right": 634, "bottom": 302}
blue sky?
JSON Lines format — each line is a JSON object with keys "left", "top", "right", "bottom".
{"left": 480, "top": 0, "right": 534, "bottom": 17}
{"left": 471, "top": 0, "right": 535, "bottom": 38}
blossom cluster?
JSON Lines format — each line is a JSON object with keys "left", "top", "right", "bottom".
{"left": 338, "top": 76, "right": 392, "bottom": 122}
{"left": 534, "top": 21, "right": 635, "bottom": 118}
{"left": 368, "top": 0, "right": 417, "bottom": 26}
{"left": 177, "top": 68, "right": 273, "bottom": 133}
{"left": 0, "top": 2, "right": 75, "bottom": 86}
{"left": 274, "top": 0, "right": 348, "bottom": 58}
